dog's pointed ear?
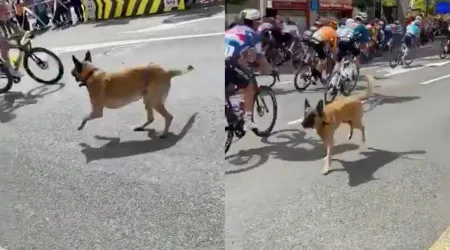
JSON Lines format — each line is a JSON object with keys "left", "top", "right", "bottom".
{"left": 316, "top": 99, "right": 325, "bottom": 117}
{"left": 72, "top": 55, "right": 82, "bottom": 72}
{"left": 84, "top": 50, "right": 92, "bottom": 62}
{"left": 304, "top": 98, "right": 310, "bottom": 110}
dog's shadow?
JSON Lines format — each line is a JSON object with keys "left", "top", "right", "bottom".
{"left": 332, "top": 147, "right": 426, "bottom": 187}
{"left": 79, "top": 113, "right": 198, "bottom": 163}
{"left": 225, "top": 129, "right": 360, "bottom": 174}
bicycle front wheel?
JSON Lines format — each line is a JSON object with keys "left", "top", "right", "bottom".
{"left": 252, "top": 85, "right": 278, "bottom": 137}
{"left": 0, "top": 64, "right": 13, "bottom": 94}
{"left": 225, "top": 127, "right": 234, "bottom": 154}
{"left": 23, "top": 47, "right": 64, "bottom": 84}
{"left": 324, "top": 71, "right": 340, "bottom": 104}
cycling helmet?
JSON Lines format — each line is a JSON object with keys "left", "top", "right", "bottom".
{"left": 394, "top": 20, "right": 400, "bottom": 25}
{"left": 379, "top": 21, "right": 385, "bottom": 26}
{"left": 345, "top": 18, "right": 355, "bottom": 26}
{"left": 355, "top": 12, "right": 368, "bottom": 22}
{"left": 239, "top": 9, "right": 261, "bottom": 21}
{"left": 415, "top": 16, "right": 422, "bottom": 22}
{"left": 310, "top": 25, "right": 319, "bottom": 32}
{"left": 413, "top": 20, "right": 421, "bottom": 26}
{"left": 314, "top": 20, "right": 322, "bottom": 27}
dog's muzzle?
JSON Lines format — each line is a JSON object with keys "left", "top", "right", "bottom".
{"left": 74, "top": 68, "right": 99, "bottom": 88}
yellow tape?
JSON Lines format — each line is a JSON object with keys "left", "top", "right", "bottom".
{"left": 95, "top": 0, "right": 103, "bottom": 19}
{"left": 125, "top": 0, "right": 137, "bottom": 16}
{"left": 104, "top": 0, "right": 112, "bottom": 19}
{"left": 114, "top": 0, "right": 124, "bottom": 17}
{"left": 430, "top": 226, "right": 450, "bottom": 250}
{"left": 149, "top": 0, "right": 161, "bottom": 14}
{"left": 136, "top": 0, "right": 149, "bottom": 15}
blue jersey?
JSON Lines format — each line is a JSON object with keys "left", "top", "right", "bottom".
{"left": 225, "top": 25, "right": 262, "bottom": 59}
{"left": 352, "top": 23, "right": 370, "bottom": 43}
{"left": 406, "top": 24, "right": 420, "bottom": 37}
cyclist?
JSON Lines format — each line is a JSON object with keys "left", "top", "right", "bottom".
{"left": 334, "top": 18, "right": 365, "bottom": 76}
{"left": 383, "top": 21, "right": 396, "bottom": 49}
{"left": 351, "top": 14, "right": 370, "bottom": 69}
{"left": 403, "top": 20, "right": 421, "bottom": 59}
{"left": 225, "top": 8, "right": 277, "bottom": 131}
{"left": 310, "top": 20, "right": 338, "bottom": 84}
{"left": 0, "top": 0, "right": 30, "bottom": 78}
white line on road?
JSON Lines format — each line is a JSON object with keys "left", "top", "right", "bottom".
{"left": 287, "top": 117, "right": 303, "bottom": 125}
{"left": 384, "top": 61, "right": 450, "bottom": 77}
{"left": 51, "top": 32, "right": 224, "bottom": 54}
{"left": 419, "top": 74, "right": 450, "bottom": 85}
{"left": 122, "top": 15, "right": 224, "bottom": 34}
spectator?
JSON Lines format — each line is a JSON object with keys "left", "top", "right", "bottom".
{"left": 71, "top": 0, "right": 83, "bottom": 23}
{"left": 15, "top": 0, "right": 29, "bottom": 30}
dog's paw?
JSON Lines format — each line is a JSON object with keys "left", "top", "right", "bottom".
{"left": 322, "top": 168, "right": 331, "bottom": 175}
{"left": 77, "top": 126, "right": 84, "bottom": 130}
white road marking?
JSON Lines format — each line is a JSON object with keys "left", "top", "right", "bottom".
{"left": 419, "top": 74, "right": 450, "bottom": 85}
{"left": 287, "top": 117, "right": 303, "bottom": 125}
{"left": 51, "top": 32, "right": 224, "bottom": 54}
{"left": 122, "top": 15, "right": 224, "bottom": 34}
{"left": 383, "top": 61, "right": 450, "bottom": 77}
{"left": 277, "top": 80, "right": 292, "bottom": 85}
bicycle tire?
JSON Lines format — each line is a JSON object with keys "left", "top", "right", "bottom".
{"left": 439, "top": 48, "right": 448, "bottom": 59}
{"left": 23, "top": 47, "right": 64, "bottom": 84}
{"left": 0, "top": 65, "right": 13, "bottom": 94}
{"left": 293, "top": 64, "right": 312, "bottom": 92}
{"left": 225, "top": 128, "right": 234, "bottom": 154}
{"left": 252, "top": 85, "right": 277, "bottom": 137}
{"left": 341, "top": 64, "right": 358, "bottom": 96}
{"left": 324, "top": 71, "right": 340, "bottom": 104}
{"left": 389, "top": 51, "right": 400, "bottom": 68}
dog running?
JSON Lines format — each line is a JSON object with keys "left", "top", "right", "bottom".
{"left": 71, "top": 50, "right": 194, "bottom": 138}
{"left": 300, "top": 75, "right": 375, "bottom": 175}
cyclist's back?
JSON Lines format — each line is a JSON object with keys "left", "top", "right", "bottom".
{"left": 225, "top": 24, "right": 260, "bottom": 60}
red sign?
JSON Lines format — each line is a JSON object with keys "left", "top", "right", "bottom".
{"left": 319, "top": 0, "right": 352, "bottom": 9}
{"left": 272, "top": 0, "right": 308, "bottom": 9}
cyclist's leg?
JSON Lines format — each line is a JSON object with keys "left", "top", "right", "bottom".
{"left": 314, "top": 41, "right": 327, "bottom": 76}
{"left": 0, "top": 34, "right": 23, "bottom": 77}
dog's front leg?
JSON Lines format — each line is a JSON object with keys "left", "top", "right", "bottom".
{"left": 322, "top": 139, "right": 333, "bottom": 175}
{"left": 78, "top": 108, "right": 103, "bottom": 130}
{"left": 134, "top": 93, "right": 154, "bottom": 131}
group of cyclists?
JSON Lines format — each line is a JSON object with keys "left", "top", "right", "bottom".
{"left": 225, "top": 8, "right": 426, "bottom": 132}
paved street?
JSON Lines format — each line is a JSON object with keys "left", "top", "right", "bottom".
{"left": 225, "top": 45, "right": 450, "bottom": 248}
{"left": 0, "top": 13, "right": 223, "bottom": 249}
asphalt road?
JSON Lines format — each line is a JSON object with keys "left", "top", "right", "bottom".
{"left": 225, "top": 46, "right": 450, "bottom": 248}
{"left": 0, "top": 24, "right": 223, "bottom": 248}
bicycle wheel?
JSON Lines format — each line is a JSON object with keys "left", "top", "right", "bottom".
{"left": 0, "top": 64, "right": 13, "bottom": 94}
{"left": 225, "top": 127, "right": 234, "bottom": 154}
{"left": 293, "top": 64, "right": 313, "bottom": 92}
{"left": 341, "top": 64, "right": 358, "bottom": 96}
{"left": 252, "top": 85, "right": 277, "bottom": 137}
{"left": 23, "top": 47, "right": 64, "bottom": 84}
{"left": 324, "top": 71, "right": 340, "bottom": 104}
{"left": 389, "top": 50, "right": 400, "bottom": 68}
{"left": 439, "top": 48, "right": 448, "bottom": 59}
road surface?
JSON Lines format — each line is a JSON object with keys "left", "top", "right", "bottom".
{"left": 225, "top": 44, "right": 450, "bottom": 249}
{"left": 0, "top": 11, "right": 224, "bottom": 249}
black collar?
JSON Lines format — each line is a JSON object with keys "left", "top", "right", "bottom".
{"left": 78, "top": 68, "right": 100, "bottom": 87}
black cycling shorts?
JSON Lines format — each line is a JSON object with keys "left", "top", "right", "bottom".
{"left": 311, "top": 40, "right": 327, "bottom": 60}
{"left": 225, "top": 60, "right": 253, "bottom": 92}
{"left": 337, "top": 39, "right": 360, "bottom": 62}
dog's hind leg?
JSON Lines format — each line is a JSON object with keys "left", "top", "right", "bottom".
{"left": 352, "top": 120, "right": 366, "bottom": 144}
{"left": 322, "top": 139, "right": 333, "bottom": 175}
{"left": 347, "top": 121, "right": 354, "bottom": 140}
{"left": 133, "top": 93, "right": 155, "bottom": 131}
{"left": 154, "top": 101, "right": 173, "bottom": 138}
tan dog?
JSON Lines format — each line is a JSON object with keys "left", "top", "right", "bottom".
{"left": 300, "top": 75, "right": 375, "bottom": 175}
{"left": 71, "top": 50, "right": 194, "bottom": 137}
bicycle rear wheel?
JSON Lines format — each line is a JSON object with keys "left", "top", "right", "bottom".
{"left": 341, "top": 64, "right": 358, "bottom": 96}
{"left": 225, "top": 127, "right": 234, "bottom": 154}
{"left": 389, "top": 50, "right": 400, "bottom": 68}
{"left": 0, "top": 64, "right": 13, "bottom": 94}
{"left": 324, "top": 71, "right": 340, "bottom": 104}
{"left": 23, "top": 47, "right": 64, "bottom": 84}
{"left": 293, "top": 64, "right": 313, "bottom": 92}
{"left": 252, "top": 85, "right": 277, "bottom": 137}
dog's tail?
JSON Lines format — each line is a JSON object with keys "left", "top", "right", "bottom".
{"left": 357, "top": 74, "right": 374, "bottom": 101}
{"left": 168, "top": 65, "right": 194, "bottom": 78}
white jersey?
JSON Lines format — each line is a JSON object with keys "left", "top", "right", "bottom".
{"left": 337, "top": 26, "right": 354, "bottom": 41}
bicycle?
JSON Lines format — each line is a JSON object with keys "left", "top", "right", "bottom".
{"left": 225, "top": 67, "right": 278, "bottom": 154}
{"left": 389, "top": 39, "right": 414, "bottom": 69}
{"left": 439, "top": 38, "right": 449, "bottom": 59}
{"left": 0, "top": 36, "right": 64, "bottom": 94}
{"left": 293, "top": 43, "right": 333, "bottom": 92}
{"left": 324, "top": 54, "right": 359, "bottom": 104}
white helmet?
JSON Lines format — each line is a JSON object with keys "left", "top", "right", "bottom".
{"left": 355, "top": 12, "right": 368, "bottom": 22}
{"left": 415, "top": 16, "right": 422, "bottom": 22}
{"left": 345, "top": 18, "right": 355, "bottom": 26}
{"left": 239, "top": 9, "right": 261, "bottom": 21}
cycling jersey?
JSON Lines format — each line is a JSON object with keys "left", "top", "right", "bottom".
{"left": 406, "top": 23, "right": 420, "bottom": 37}
{"left": 312, "top": 26, "right": 337, "bottom": 52}
{"left": 337, "top": 25, "right": 355, "bottom": 41}
{"left": 225, "top": 25, "right": 263, "bottom": 60}
{"left": 353, "top": 23, "right": 370, "bottom": 43}
{"left": 258, "top": 22, "right": 274, "bottom": 33}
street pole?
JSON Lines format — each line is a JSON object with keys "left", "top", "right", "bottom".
{"left": 259, "top": 0, "right": 264, "bottom": 17}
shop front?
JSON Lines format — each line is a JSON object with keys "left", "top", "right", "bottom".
{"left": 268, "top": 0, "right": 310, "bottom": 31}
{"left": 318, "top": 0, "right": 352, "bottom": 19}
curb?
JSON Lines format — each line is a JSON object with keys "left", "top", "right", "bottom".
{"left": 430, "top": 226, "right": 450, "bottom": 250}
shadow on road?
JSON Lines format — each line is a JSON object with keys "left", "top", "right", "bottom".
{"left": 333, "top": 147, "right": 426, "bottom": 187}
{"left": 365, "top": 94, "right": 421, "bottom": 112}
{"left": 162, "top": 4, "right": 224, "bottom": 24}
{"left": 79, "top": 113, "right": 197, "bottom": 163}
{"left": 225, "top": 129, "right": 359, "bottom": 174}
{"left": 0, "top": 83, "right": 66, "bottom": 123}
{"left": 93, "top": 19, "right": 131, "bottom": 28}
